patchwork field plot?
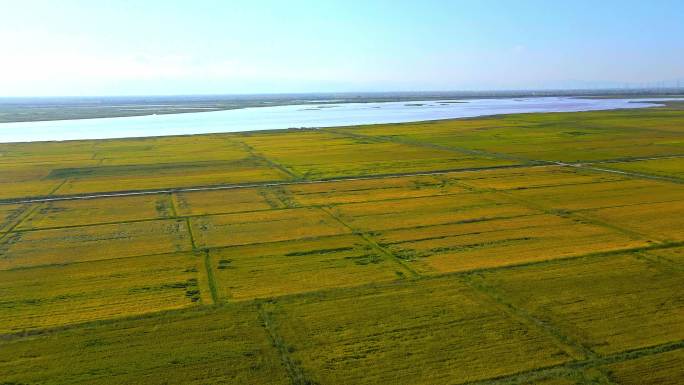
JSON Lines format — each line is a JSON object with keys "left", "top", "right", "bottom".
{"left": 265, "top": 277, "right": 579, "bottom": 384}
{"left": 379, "top": 213, "right": 648, "bottom": 274}
{"left": 0, "top": 253, "right": 200, "bottom": 333}
{"left": 330, "top": 192, "right": 537, "bottom": 232}
{"left": 16, "top": 194, "right": 172, "bottom": 230}
{"left": 209, "top": 235, "right": 405, "bottom": 301}
{"left": 477, "top": 254, "right": 684, "bottom": 355}
{"left": 190, "top": 207, "right": 350, "bottom": 248}
{"left": 175, "top": 187, "right": 286, "bottom": 216}
{"left": 0, "top": 305, "right": 289, "bottom": 385}
{"left": 0, "top": 219, "right": 191, "bottom": 269}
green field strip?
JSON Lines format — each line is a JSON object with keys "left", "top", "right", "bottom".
{"left": 203, "top": 250, "right": 220, "bottom": 305}
{"left": 257, "top": 302, "right": 314, "bottom": 385}
{"left": 463, "top": 275, "right": 595, "bottom": 361}
{"left": 166, "top": 193, "right": 178, "bottom": 217}
{"left": 169, "top": 193, "right": 181, "bottom": 217}
{"left": 318, "top": 206, "right": 421, "bottom": 278}
{"left": 46, "top": 178, "right": 70, "bottom": 195}
{"left": 185, "top": 217, "right": 197, "bottom": 250}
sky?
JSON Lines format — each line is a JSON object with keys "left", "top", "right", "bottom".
{"left": 1, "top": 0, "right": 683, "bottom": 96}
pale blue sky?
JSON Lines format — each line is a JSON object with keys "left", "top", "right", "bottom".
{"left": 1, "top": 0, "right": 683, "bottom": 96}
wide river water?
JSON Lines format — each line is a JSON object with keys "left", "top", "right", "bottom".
{"left": 0, "top": 96, "right": 682, "bottom": 143}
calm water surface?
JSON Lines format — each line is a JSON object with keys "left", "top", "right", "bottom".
{"left": 0, "top": 97, "right": 681, "bottom": 143}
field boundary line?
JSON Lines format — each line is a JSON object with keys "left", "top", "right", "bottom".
{"left": 47, "top": 178, "right": 69, "bottom": 195}
{"left": 318, "top": 206, "right": 421, "bottom": 278}
{"left": 203, "top": 250, "right": 220, "bottom": 305}
{"left": 185, "top": 217, "right": 197, "bottom": 250}
{"left": 0, "top": 203, "right": 43, "bottom": 245}
{"left": 167, "top": 193, "right": 178, "bottom": 217}
{"left": 256, "top": 302, "right": 316, "bottom": 385}
{"left": 234, "top": 138, "right": 303, "bottom": 181}
{"left": 463, "top": 275, "right": 595, "bottom": 361}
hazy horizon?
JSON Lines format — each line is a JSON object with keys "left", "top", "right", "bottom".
{"left": 2, "top": 0, "right": 684, "bottom": 97}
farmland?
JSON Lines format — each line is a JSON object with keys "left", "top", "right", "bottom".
{"left": 0, "top": 105, "right": 683, "bottom": 384}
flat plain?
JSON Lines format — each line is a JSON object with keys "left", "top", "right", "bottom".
{"left": 0, "top": 104, "right": 683, "bottom": 384}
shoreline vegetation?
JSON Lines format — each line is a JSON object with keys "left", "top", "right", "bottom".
{"left": 1, "top": 89, "right": 683, "bottom": 123}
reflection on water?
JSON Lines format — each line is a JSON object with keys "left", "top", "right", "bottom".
{"left": 0, "top": 97, "right": 681, "bottom": 143}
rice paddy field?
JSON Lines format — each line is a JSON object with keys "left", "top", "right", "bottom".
{"left": 0, "top": 105, "right": 683, "bottom": 384}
